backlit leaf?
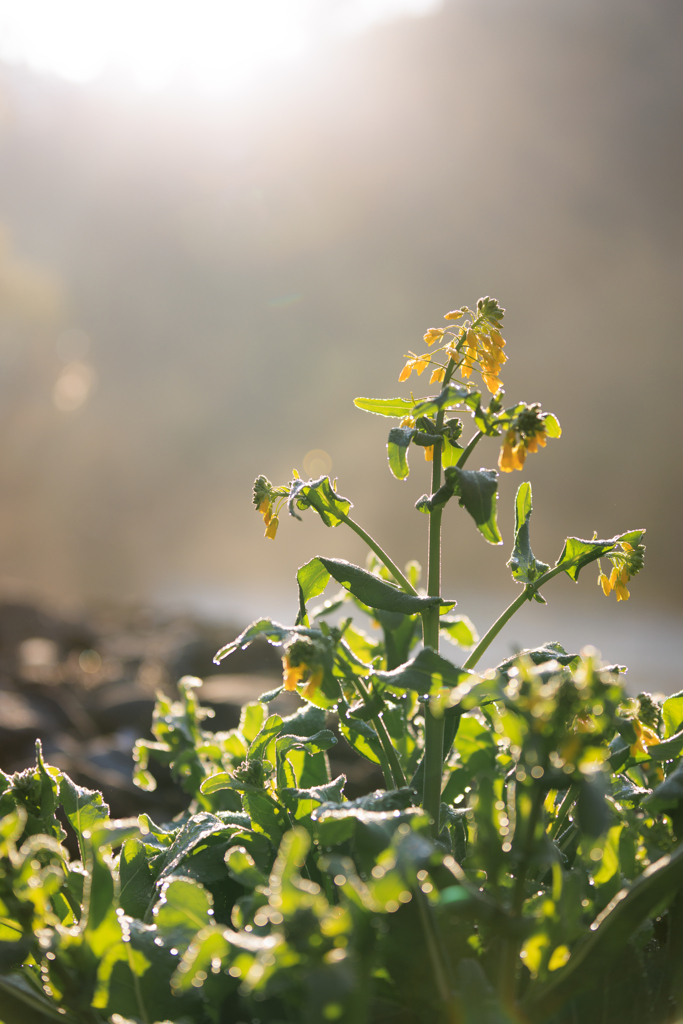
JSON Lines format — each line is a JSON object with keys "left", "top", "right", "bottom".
{"left": 508, "top": 482, "right": 549, "bottom": 585}
{"left": 354, "top": 396, "right": 416, "bottom": 417}
{"left": 445, "top": 466, "right": 502, "bottom": 545}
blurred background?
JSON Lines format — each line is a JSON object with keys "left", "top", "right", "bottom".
{"left": 0, "top": 0, "right": 681, "bottom": 796}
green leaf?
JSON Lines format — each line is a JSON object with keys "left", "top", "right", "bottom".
{"left": 337, "top": 704, "right": 383, "bottom": 765}
{"left": 525, "top": 842, "right": 683, "bottom": 1022}
{"left": 242, "top": 791, "right": 288, "bottom": 845}
{"left": 249, "top": 714, "right": 284, "bottom": 761}
{"left": 387, "top": 426, "right": 415, "bottom": 480}
{"left": 354, "top": 396, "right": 416, "bottom": 417}
{"left": 663, "top": 690, "right": 683, "bottom": 738}
{"left": 508, "top": 482, "right": 550, "bottom": 585}
{"left": 297, "top": 557, "right": 331, "bottom": 624}
{"left": 495, "top": 642, "right": 578, "bottom": 675}
{"left": 555, "top": 537, "right": 618, "bottom": 582}
{"left": 373, "top": 647, "right": 472, "bottom": 695}
{"left": 411, "top": 384, "right": 472, "bottom": 418}
{"left": 225, "top": 845, "right": 268, "bottom": 888}
{"left": 440, "top": 615, "right": 478, "bottom": 648}
{"left": 119, "top": 838, "right": 155, "bottom": 919}
{"left": 214, "top": 618, "right": 293, "bottom": 663}
{"left": 642, "top": 762, "right": 683, "bottom": 813}
{"left": 214, "top": 617, "right": 330, "bottom": 665}
{"left": 0, "top": 972, "right": 77, "bottom": 1023}
{"left": 59, "top": 775, "right": 110, "bottom": 857}
{"left": 288, "top": 475, "right": 352, "bottom": 526}
{"left": 199, "top": 772, "right": 234, "bottom": 795}
{"left": 577, "top": 777, "right": 609, "bottom": 838}
{"left": 445, "top": 466, "right": 502, "bottom": 545}
{"left": 457, "top": 959, "right": 516, "bottom": 1024}
{"left": 315, "top": 557, "right": 449, "bottom": 614}
{"left": 555, "top": 529, "right": 645, "bottom": 582}
{"left": 544, "top": 412, "right": 562, "bottom": 438}
{"left": 280, "top": 778, "right": 347, "bottom": 822}
{"left": 646, "top": 728, "right": 683, "bottom": 762}
{"left": 441, "top": 437, "right": 463, "bottom": 468}
{"left": 239, "top": 701, "right": 266, "bottom": 744}
{"left": 154, "top": 877, "right": 212, "bottom": 949}
{"left": 155, "top": 812, "right": 234, "bottom": 883}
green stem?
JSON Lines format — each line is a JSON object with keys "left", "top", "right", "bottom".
{"left": 456, "top": 428, "right": 483, "bottom": 469}
{"left": 352, "top": 675, "right": 406, "bottom": 789}
{"left": 463, "top": 587, "right": 532, "bottom": 670}
{"left": 464, "top": 563, "right": 569, "bottom": 670}
{"left": 414, "top": 885, "right": 454, "bottom": 1008}
{"left": 549, "top": 782, "right": 580, "bottom": 840}
{"left": 340, "top": 513, "right": 417, "bottom": 595}
{"left": 421, "top": 362, "right": 457, "bottom": 836}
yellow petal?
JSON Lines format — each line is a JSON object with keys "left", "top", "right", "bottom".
{"left": 498, "top": 445, "right": 514, "bottom": 472}
{"left": 424, "top": 328, "right": 445, "bottom": 345}
{"left": 282, "top": 660, "right": 306, "bottom": 691}
{"left": 526, "top": 436, "right": 538, "bottom": 454}
{"left": 483, "top": 374, "right": 502, "bottom": 394}
{"left": 609, "top": 566, "right": 619, "bottom": 588}
{"left": 599, "top": 573, "right": 612, "bottom": 596}
{"left": 429, "top": 366, "right": 445, "bottom": 384}
{"left": 512, "top": 444, "right": 526, "bottom": 470}
{"left": 398, "top": 362, "right": 413, "bottom": 382}
{"left": 616, "top": 582, "right": 630, "bottom": 601}
{"left": 424, "top": 445, "right": 434, "bottom": 462}
{"left": 302, "top": 667, "right": 324, "bottom": 700}
{"left": 415, "top": 357, "right": 429, "bottom": 375}
{"left": 444, "top": 310, "right": 464, "bottom": 320}
{"left": 265, "top": 516, "right": 279, "bottom": 540}
{"left": 259, "top": 497, "right": 270, "bottom": 515}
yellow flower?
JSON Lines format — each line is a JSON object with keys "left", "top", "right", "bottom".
{"left": 429, "top": 366, "right": 446, "bottom": 384}
{"left": 423, "top": 328, "right": 445, "bottom": 345}
{"left": 630, "top": 718, "right": 660, "bottom": 758}
{"left": 498, "top": 430, "right": 516, "bottom": 472}
{"left": 265, "top": 516, "right": 279, "bottom": 540}
{"left": 424, "top": 445, "right": 434, "bottom": 462}
{"left": 598, "top": 572, "right": 612, "bottom": 596}
{"left": 444, "top": 309, "right": 465, "bottom": 320}
{"left": 498, "top": 406, "right": 552, "bottom": 472}
{"left": 282, "top": 656, "right": 306, "bottom": 691}
{"left": 302, "top": 667, "right": 324, "bottom": 701}
{"left": 398, "top": 354, "right": 430, "bottom": 382}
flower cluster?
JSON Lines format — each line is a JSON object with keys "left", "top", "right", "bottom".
{"left": 598, "top": 539, "right": 646, "bottom": 602}
{"left": 498, "top": 404, "right": 550, "bottom": 472}
{"left": 252, "top": 475, "right": 290, "bottom": 540}
{"left": 281, "top": 636, "right": 326, "bottom": 700}
{"left": 398, "top": 296, "right": 507, "bottom": 393}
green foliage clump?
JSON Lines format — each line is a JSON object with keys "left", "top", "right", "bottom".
{"left": 1, "top": 296, "right": 681, "bottom": 1024}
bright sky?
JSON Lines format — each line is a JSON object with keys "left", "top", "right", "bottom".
{"left": 0, "top": 0, "right": 443, "bottom": 94}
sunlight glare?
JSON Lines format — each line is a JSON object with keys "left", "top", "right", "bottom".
{"left": 0, "top": 0, "right": 443, "bottom": 94}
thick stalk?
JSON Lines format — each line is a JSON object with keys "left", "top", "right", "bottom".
{"left": 414, "top": 885, "right": 454, "bottom": 1009}
{"left": 339, "top": 512, "right": 417, "bottom": 595}
{"left": 421, "top": 384, "right": 449, "bottom": 836}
